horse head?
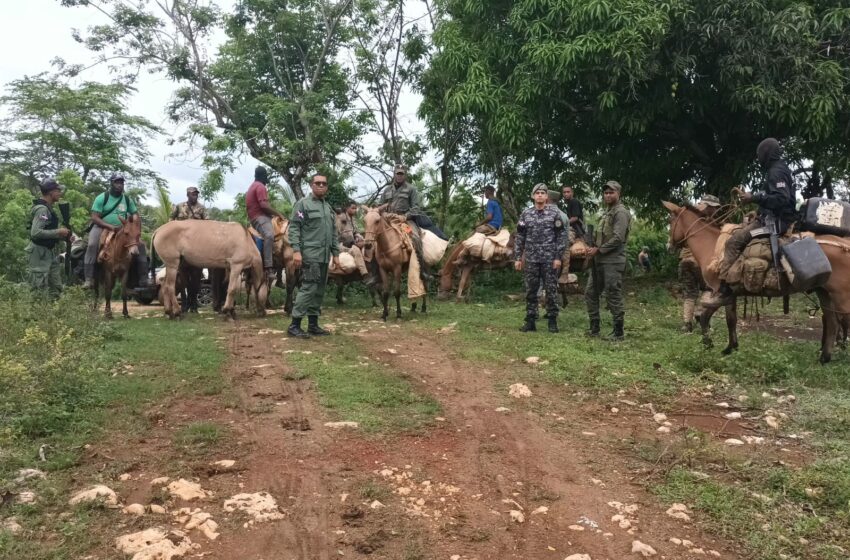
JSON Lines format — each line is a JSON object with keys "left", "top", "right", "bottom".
{"left": 116, "top": 216, "right": 141, "bottom": 257}
{"left": 362, "top": 206, "right": 382, "bottom": 250}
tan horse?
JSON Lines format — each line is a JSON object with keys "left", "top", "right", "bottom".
{"left": 94, "top": 215, "right": 142, "bottom": 319}
{"left": 362, "top": 207, "right": 427, "bottom": 320}
{"left": 153, "top": 220, "right": 268, "bottom": 319}
{"left": 664, "top": 201, "right": 850, "bottom": 362}
{"left": 438, "top": 238, "right": 515, "bottom": 302}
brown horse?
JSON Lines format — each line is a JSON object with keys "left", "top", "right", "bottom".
{"left": 94, "top": 215, "right": 142, "bottom": 319}
{"left": 363, "top": 207, "right": 427, "bottom": 320}
{"left": 664, "top": 201, "right": 850, "bottom": 362}
{"left": 153, "top": 220, "right": 268, "bottom": 319}
{"left": 438, "top": 239, "right": 515, "bottom": 302}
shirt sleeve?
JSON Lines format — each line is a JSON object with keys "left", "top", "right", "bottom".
{"left": 256, "top": 184, "right": 270, "bottom": 205}
{"left": 91, "top": 193, "right": 105, "bottom": 214}
{"left": 330, "top": 204, "right": 340, "bottom": 257}
{"left": 170, "top": 204, "right": 179, "bottom": 221}
{"left": 289, "top": 201, "right": 303, "bottom": 253}
{"left": 597, "top": 209, "right": 630, "bottom": 255}
{"left": 554, "top": 210, "right": 566, "bottom": 257}
{"left": 199, "top": 205, "right": 208, "bottom": 220}
{"left": 753, "top": 168, "right": 794, "bottom": 211}
{"left": 514, "top": 211, "right": 527, "bottom": 260}
{"left": 127, "top": 196, "right": 138, "bottom": 215}
{"left": 30, "top": 206, "right": 63, "bottom": 240}
{"left": 407, "top": 185, "right": 422, "bottom": 216}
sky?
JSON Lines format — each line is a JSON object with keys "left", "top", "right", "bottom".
{"left": 0, "top": 0, "right": 427, "bottom": 209}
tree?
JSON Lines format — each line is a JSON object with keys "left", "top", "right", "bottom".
{"left": 0, "top": 74, "right": 161, "bottom": 186}
{"left": 424, "top": 0, "right": 850, "bottom": 212}
{"left": 63, "top": 0, "right": 363, "bottom": 201}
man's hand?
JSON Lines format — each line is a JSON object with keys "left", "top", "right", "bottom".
{"left": 733, "top": 187, "right": 753, "bottom": 203}
{"left": 552, "top": 259, "right": 562, "bottom": 270}
{"left": 57, "top": 228, "right": 70, "bottom": 238}
{"left": 586, "top": 247, "right": 599, "bottom": 257}
{"left": 514, "top": 260, "right": 523, "bottom": 272}
{"left": 331, "top": 255, "right": 340, "bottom": 270}
{"left": 293, "top": 252, "right": 303, "bottom": 269}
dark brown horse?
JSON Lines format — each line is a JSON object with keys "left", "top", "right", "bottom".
{"left": 664, "top": 201, "right": 850, "bottom": 363}
{"left": 363, "top": 207, "right": 427, "bottom": 320}
{"left": 94, "top": 216, "right": 142, "bottom": 319}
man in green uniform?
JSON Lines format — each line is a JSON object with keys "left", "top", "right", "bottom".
{"left": 585, "top": 180, "right": 632, "bottom": 341}
{"left": 379, "top": 164, "right": 430, "bottom": 280}
{"left": 26, "top": 178, "right": 70, "bottom": 298}
{"left": 287, "top": 174, "right": 340, "bottom": 338}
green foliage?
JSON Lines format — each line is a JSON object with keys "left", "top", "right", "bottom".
{"left": 424, "top": 0, "right": 850, "bottom": 212}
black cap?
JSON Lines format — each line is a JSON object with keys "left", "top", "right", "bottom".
{"left": 40, "top": 178, "right": 62, "bottom": 194}
{"left": 109, "top": 172, "right": 126, "bottom": 183}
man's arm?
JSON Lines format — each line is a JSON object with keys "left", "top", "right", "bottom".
{"left": 407, "top": 184, "right": 422, "bottom": 216}
{"left": 31, "top": 206, "right": 69, "bottom": 240}
{"left": 256, "top": 184, "right": 285, "bottom": 220}
{"left": 330, "top": 205, "right": 340, "bottom": 257}
{"left": 514, "top": 214, "right": 527, "bottom": 261}
{"left": 169, "top": 204, "right": 180, "bottom": 221}
{"left": 553, "top": 213, "right": 567, "bottom": 258}
{"left": 199, "top": 205, "right": 208, "bottom": 220}
{"left": 597, "top": 210, "right": 630, "bottom": 254}
{"left": 289, "top": 201, "right": 303, "bottom": 253}
{"left": 753, "top": 169, "right": 794, "bottom": 211}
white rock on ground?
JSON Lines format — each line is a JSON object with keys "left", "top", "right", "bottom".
{"left": 119, "top": 473, "right": 133, "bottom": 481}
{"left": 631, "top": 540, "right": 657, "bottom": 557}
{"left": 1, "top": 517, "right": 22, "bottom": 534}
{"left": 509, "top": 510, "right": 525, "bottom": 523}
{"left": 149, "top": 504, "right": 167, "bottom": 514}
{"left": 724, "top": 412, "right": 742, "bottom": 420}
{"left": 524, "top": 356, "right": 540, "bottom": 364}
{"left": 665, "top": 503, "right": 692, "bottom": 522}
{"left": 657, "top": 426, "right": 671, "bottom": 434}
{"left": 69, "top": 485, "right": 119, "bottom": 507}
{"left": 115, "top": 528, "right": 196, "bottom": 560}
{"left": 508, "top": 383, "right": 532, "bottom": 398}
{"left": 150, "top": 477, "right": 170, "bottom": 486}
{"left": 764, "top": 416, "right": 780, "bottom": 429}
{"left": 123, "top": 503, "right": 146, "bottom": 516}
{"left": 531, "top": 506, "right": 548, "bottom": 515}
{"left": 653, "top": 413, "right": 668, "bottom": 424}
{"left": 212, "top": 460, "right": 236, "bottom": 469}
{"left": 174, "top": 507, "right": 219, "bottom": 540}
{"left": 724, "top": 438, "right": 745, "bottom": 446}
{"left": 495, "top": 407, "right": 511, "bottom": 412}
{"left": 324, "top": 422, "right": 359, "bottom": 429}
{"left": 167, "top": 480, "right": 207, "bottom": 501}
{"left": 14, "top": 469, "right": 45, "bottom": 484}
{"left": 223, "top": 492, "right": 284, "bottom": 523}
{"left": 16, "top": 491, "right": 36, "bottom": 504}
{"left": 565, "top": 555, "right": 592, "bottom": 560}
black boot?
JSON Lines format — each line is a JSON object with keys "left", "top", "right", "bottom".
{"left": 605, "top": 320, "right": 625, "bottom": 341}
{"left": 587, "top": 319, "right": 600, "bottom": 338}
{"left": 519, "top": 317, "right": 536, "bottom": 332}
{"left": 287, "top": 317, "right": 311, "bottom": 339}
{"left": 548, "top": 317, "right": 559, "bottom": 333}
{"left": 307, "top": 316, "right": 330, "bottom": 336}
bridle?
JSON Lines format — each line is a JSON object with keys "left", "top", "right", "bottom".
{"left": 669, "top": 203, "right": 738, "bottom": 248}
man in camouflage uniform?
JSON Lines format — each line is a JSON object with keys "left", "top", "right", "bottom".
{"left": 26, "top": 178, "right": 70, "bottom": 298}
{"left": 336, "top": 200, "right": 374, "bottom": 286}
{"left": 379, "top": 164, "right": 430, "bottom": 280}
{"left": 287, "top": 174, "right": 340, "bottom": 338}
{"left": 586, "top": 180, "right": 632, "bottom": 341}
{"left": 170, "top": 186, "right": 208, "bottom": 312}
{"left": 515, "top": 183, "right": 567, "bottom": 333}
{"left": 678, "top": 195, "right": 721, "bottom": 332}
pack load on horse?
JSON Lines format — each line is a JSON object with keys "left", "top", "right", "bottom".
{"left": 439, "top": 231, "right": 515, "bottom": 302}
{"left": 152, "top": 220, "right": 269, "bottom": 319}
{"left": 363, "top": 206, "right": 449, "bottom": 320}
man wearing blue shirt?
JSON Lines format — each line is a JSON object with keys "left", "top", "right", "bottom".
{"left": 475, "top": 185, "right": 503, "bottom": 234}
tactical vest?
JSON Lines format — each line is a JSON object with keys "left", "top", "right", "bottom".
{"left": 31, "top": 201, "right": 60, "bottom": 249}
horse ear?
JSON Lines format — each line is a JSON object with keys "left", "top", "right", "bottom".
{"left": 662, "top": 201, "right": 682, "bottom": 214}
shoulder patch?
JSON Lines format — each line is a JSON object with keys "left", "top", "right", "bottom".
{"left": 554, "top": 219, "right": 563, "bottom": 228}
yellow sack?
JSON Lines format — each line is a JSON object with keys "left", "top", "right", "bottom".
{"left": 707, "top": 223, "right": 742, "bottom": 276}
{"left": 329, "top": 252, "right": 357, "bottom": 275}
{"left": 422, "top": 229, "right": 450, "bottom": 266}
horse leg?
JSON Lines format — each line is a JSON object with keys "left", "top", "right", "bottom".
{"left": 699, "top": 304, "right": 720, "bottom": 349}
{"left": 721, "top": 299, "right": 739, "bottom": 355}
{"left": 379, "top": 268, "right": 390, "bottom": 321}
{"left": 817, "top": 291, "right": 837, "bottom": 364}
{"left": 122, "top": 271, "right": 130, "bottom": 319}
{"left": 394, "top": 266, "right": 402, "bottom": 319}
{"left": 104, "top": 273, "right": 113, "bottom": 320}
{"left": 456, "top": 266, "right": 472, "bottom": 303}
{"left": 336, "top": 281, "right": 345, "bottom": 305}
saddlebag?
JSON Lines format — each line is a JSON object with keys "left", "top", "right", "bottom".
{"left": 799, "top": 198, "right": 850, "bottom": 237}
{"left": 780, "top": 237, "right": 832, "bottom": 291}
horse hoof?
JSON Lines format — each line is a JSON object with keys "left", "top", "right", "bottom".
{"left": 702, "top": 339, "right": 713, "bottom": 349}
{"left": 721, "top": 347, "right": 733, "bottom": 356}
{"left": 820, "top": 354, "right": 832, "bottom": 364}
{"left": 123, "top": 314, "right": 130, "bottom": 319}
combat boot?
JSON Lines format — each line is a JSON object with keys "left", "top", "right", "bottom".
{"left": 548, "top": 317, "right": 559, "bottom": 333}
{"left": 307, "top": 316, "right": 330, "bottom": 336}
{"left": 287, "top": 317, "right": 311, "bottom": 339}
{"left": 519, "top": 317, "right": 536, "bottom": 332}
{"left": 586, "top": 319, "right": 600, "bottom": 338}
{"left": 604, "top": 320, "right": 625, "bottom": 342}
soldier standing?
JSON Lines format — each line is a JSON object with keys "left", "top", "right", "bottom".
{"left": 170, "top": 186, "right": 208, "bottom": 312}
{"left": 26, "top": 178, "right": 70, "bottom": 298}
{"left": 585, "top": 180, "right": 632, "bottom": 341}
{"left": 678, "top": 195, "right": 721, "bottom": 332}
{"left": 287, "top": 175, "right": 340, "bottom": 338}
{"left": 514, "top": 183, "right": 567, "bottom": 333}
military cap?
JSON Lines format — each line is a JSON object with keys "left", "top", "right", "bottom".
{"left": 40, "top": 178, "right": 63, "bottom": 194}
{"left": 187, "top": 186, "right": 200, "bottom": 194}
{"left": 109, "top": 172, "right": 126, "bottom": 182}
{"left": 602, "top": 180, "right": 621, "bottom": 193}
{"left": 393, "top": 163, "right": 407, "bottom": 174}
{"left": 531, "top": 183, "right": 548, "bottom": 196}
{"left": 547, "top": 190, "right": 562, "bottom": 202}
{"left": 699, "top": 194, "right": 721, "bottom": 207}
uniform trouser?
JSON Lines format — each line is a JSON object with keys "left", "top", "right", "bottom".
{"left": 342, "top": 244, "right": 368, "bottom": 276}
{"left": 27, "top": 245, "right": 62, "bottom": 299}
{"left": 250, "top": 215, "right": 275, "bottom": 269}
{"left": 586, "top": 260, "right": 626, "bottom": 323}
{"left": 678, "top": 259, "right": 703, "bottom": 323}
{"left": 292, "top": 261, "right": 329, "bottom": 318}
{"left": 84, "top": 225, "right": 148, "bottom": 284}
{"left": 525, "top": 262, "right": 559, "bottom": 320}
{"left": 719, "top": 218, "right": 765, "bottom": 278}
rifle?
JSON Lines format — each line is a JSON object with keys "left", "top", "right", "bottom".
{"left": 58, "top": 202, "right": 73, "bottom": 284}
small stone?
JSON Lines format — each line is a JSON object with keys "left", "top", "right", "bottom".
{"left": 150, "top": 477, "right": 170, "bottom": 486}
{"left": 724, "top": 438, "right": 745, "bottom": 446}
{"left": 631, "top": 540, "right": 657, "bottom": 557}
{"left": 531, "top": 506, "right": 549, "bottom": 515}
{"left": 709, "top": 552, "right": 721, "bottom": 558}
{"left": 764, "top": 416, "right": 780, "bottom": 429}
{"left": 742, "top": 435, "right": 765, "bottom": 445}
{"left": 665, "top": 503, "right": 691, "bottom": 522}
{"left": 16, "top": 491, "right": 36, "bottom": 504}
{"left": 385, "top": 348, "right": 398, "bottom": 354}
{"left": 715, "top": 402, "right": 730, "bottom": 409}
{"left": 565, "top": 555, "right": 592, "bottom": 560}
{"left": 495, "top": 407, "right": 511, "bottom": 412}
{"left": 669, "top": 538, "right": 682, "bottom": 545}
{"left": 656, "top": 426, "right": 671, "bottom": 434}
{"left": 610, "top": 407, "right": 619, "bottom": 413}
{"left": 724, "top": 412, "right": 742, "bottom": 420}
{"left": 524, "top": 356, "right": 540, "bottom": 364}
{"left": 324, "top": 421, "right": 359, "bottom": 429}
{"left": 508, "top": 383, "right": 532, "bottom": 398}
{"left": 510, "top": 510, "right": 525, "bottom": 523}
{"left": 213, "top": 460, "right": 236, "bottom": 469}
{"left": 167, "top": 479, "right": 207, "bottom": 501}
{"left": 568, "top": 524, "right": 585, "bottom": 531}
{"left": 611, "top": 514, "right": 631, "bottom": 529}
{"left": 149, "top": 504, "right": 166, "bottom": 514}
{"left": 119, "top": 473, "right": 132, "bottom": 481}
{"left": 69, "top": 485, "right": 118, "bottom": 507}
{"left": 653, "top": 413, "right": 668, "bottom": 424}
{"left": 692, "top": 548, "right": 706, "bottom": 555}
{"left": 581, "top": 431, "right": 597, "bottom": 437}
{"left": 14, "top": 469, "right": 45, "bottom": 484}
{"left": 122, "top": 503, "right": 146, "bottom": 516}
{"left": 451, "top": 556, "right": 461, "bottom": 560}
{"left": 370, "top": 500, "right": 384, "bottom": 509}
{"left": 1, "top": 518, "right": 22, "bottom": 534}
{"left": 682, "top": 539, "right": 694, "bottom": 548}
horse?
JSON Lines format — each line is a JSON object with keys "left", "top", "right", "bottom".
{"left": 438, "top": 238, "right": 515, "bottom": 302}
{"left": 93, "top": 215, "right": 142, "bottom": 319}
{"left": 362, "top": 207, "right": 427, "bottom": 320}
{"left": 152, "top": 220, "right": 268, "bottom": 319}
{"left": 664, "top": 201, "right": 850, "bottom": 363}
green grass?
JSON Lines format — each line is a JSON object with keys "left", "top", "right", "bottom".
{"left": 173, "top": 421, "right": 226, "bottom": 454}
{"left": 281, "top": 334, "right": 441, "bottom": 434}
